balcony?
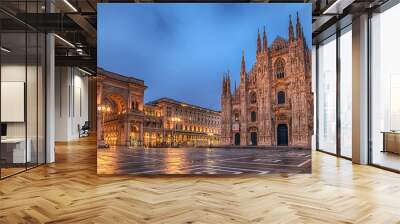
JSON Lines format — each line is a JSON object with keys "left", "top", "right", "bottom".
{"left": 273, "top": 103, "right": 291, "bottom": 112}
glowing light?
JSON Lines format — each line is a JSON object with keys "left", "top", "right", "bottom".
{"left": 54, "top": 34, "right": 75, "bottom": 48}
{"left": 78, "top": 67, "right": 93, "bottom": 76}
{"left": 1, "top": 47, "right": 11, "bottom": 53}
{"left": 63, "top": 0, "right": 78, "bottom": 12}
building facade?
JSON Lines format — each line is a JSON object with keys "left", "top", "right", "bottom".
{"left": 143, "top": 98, "right": 221, "bottom": 147}
{"left": 97, "top": 68, "right": 147, "bottom": 146}
{"left": 221, "top": 13, "right": 313, "bottom": 147}
{"left": 97, "top": 68, "right": 221, "bottom": 147}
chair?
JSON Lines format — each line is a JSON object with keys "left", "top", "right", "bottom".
{"left": 79, "top": 121, "right": 90, "bottom": 138}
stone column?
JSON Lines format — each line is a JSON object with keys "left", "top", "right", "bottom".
{"left": 124, "top": 116, "right": 130, "bottom": 146}
{"left": 46, "top": 0, "right": 56, "bottom": 163}
{"left": 46, "top": 31, "right": 55, "bottom": 163}
{"left": 88, "top": 77, "right": 97, "bottom": 132}
{"left": 140, "top": 122, "right": 144, "bottom": 146}
{"left": 127, "top": 87, "right": 132, "bottom": 112}
{"left": 97, "top": 80, "right": 103, "bottom": 144}
{"left": 119, "top": 120, "right": 125, "bottom": 145}
{"left": 352, "top": 14, "right": 369, "bottom": 164}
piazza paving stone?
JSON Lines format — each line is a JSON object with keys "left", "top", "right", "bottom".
{"left": 97, "top": 147, "right": 311, "bottom": 175}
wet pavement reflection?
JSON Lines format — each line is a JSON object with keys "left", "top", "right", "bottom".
{"left": 97, "top": 147, "right": 311, "bottom": 175}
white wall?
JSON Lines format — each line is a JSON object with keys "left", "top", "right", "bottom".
{"left": 1, "top": 63, "right": 46, "bottom": 164}
{"left": 1, "top": 65, "right": 39, "bottom": 138}
{"left": 1, "top": 65, "right": 26, "bottom": 139}
{"left": 71, "top": 72, "right": 89, "bottom": 138}
{"left": 312, "top": 45, "right": 317, "bottom": 150}
{"left": 55, "top": 66, "right": 69, "bottom": 140}
{"left": 55, "top": 67, "right": 89, "bottom": 141}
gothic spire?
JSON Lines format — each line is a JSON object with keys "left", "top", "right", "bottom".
{"left": 241, "top": 49, "right": 246, "bottom": 77}
{"left": 226, "top": 72, "right": 231, "bottom": 96}
{"left": 257, "top": 29, "right": 261, "bottom": 54}
{"left": 289, "top": 14, "right": 294, "bottom": 42}
{"left": 301, "top": 26, "right": 307, "bottom": 47}
{"left": 240, "top": 49, "right": 247, "bottom": 84}
{"left": 263, "top": 26, "right": 267, "bottom": 51}
{"left": 222, "top": 74, "right": 226, "bottom": 96}
{"left": 296, "top": 11, "right": 302, "bottom": 40}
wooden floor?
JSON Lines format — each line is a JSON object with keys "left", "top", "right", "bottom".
{"left": 1, "top": 137, "right": 400, "bottom": 224}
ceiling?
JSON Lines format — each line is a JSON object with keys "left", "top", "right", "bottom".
{"left": 0, "top": 0, "right": 394, "bottom": 72}
{"left": 1, "top": 0, "right": 97, "bottom": 73}
{"left": 311, "top": 0, "right": 390, "bottom": 43}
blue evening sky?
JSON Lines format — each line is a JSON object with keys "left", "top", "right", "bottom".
{"left": 98, "top": 3, "right": 311, "bottom": 111}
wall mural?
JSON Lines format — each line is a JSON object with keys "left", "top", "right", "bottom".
{"left": 97, "top": 3, "right": 313, "bottom": 175}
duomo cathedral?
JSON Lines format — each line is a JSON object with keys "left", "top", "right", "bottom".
{"left": 220, "top": 13, "right": 313, "bottom": 147}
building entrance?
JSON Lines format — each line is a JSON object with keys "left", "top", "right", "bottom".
{"left": 277, "top": 124, "right": 288, "bottom": 146}
{"left": 234, "top": 133, "right": 240, "bottom": 145}
{"left": 250, "top": 132, "right": 257, "bottom": 146}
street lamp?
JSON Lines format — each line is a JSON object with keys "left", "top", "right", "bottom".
{"left": 98, "top": 104, "right": 112, "bottom": 148}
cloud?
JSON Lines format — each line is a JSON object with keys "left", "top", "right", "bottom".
{"left": 98, "top": 3, "right": 312, "bottom": 111}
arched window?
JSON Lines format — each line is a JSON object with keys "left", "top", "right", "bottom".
{"left": 250, "top": 92, "right": 257, "bottom": 104}
{"left": 277, "top": 91, "right": 285, "bottom": 104}
{"left": 275, "top": 58, "right": 285, "bottom": 79}
{"left": 234, "top": 112, "right": 239, "bottom": 121}
{"left": 251, "top": 111, "right": 257, "bottom": 122}
{"left": 132, "top": 101, "right": 139, "bottom": 111}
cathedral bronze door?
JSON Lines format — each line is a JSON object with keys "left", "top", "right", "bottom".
{"left": 234, "top": 133, "right": 240, "bottom": 145}
{"left": 277, "top": 124, "right": 288, "bottom": 146}
{"left": 250, "top": 132, "right": 257, "bottom": 146}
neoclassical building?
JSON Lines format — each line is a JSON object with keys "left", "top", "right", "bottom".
{"left": 143, "top": 98, "right": 221, "bottom": 147}
{"left": 97, "top": 68, "right": 147, "bottom": 146}
{"left": 221, "top": 13, "right": 313, "bottom": 147}
{"left": 97, "top": 68, "right": 221, "bottom": 147}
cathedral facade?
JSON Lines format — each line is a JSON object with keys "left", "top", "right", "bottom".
{"left": 220, "top": 13, "right": 313, "bottom": 148}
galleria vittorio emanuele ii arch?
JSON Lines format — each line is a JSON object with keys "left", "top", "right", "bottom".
{"left": 97, "top": 67, "right": 147, "bottom": 146}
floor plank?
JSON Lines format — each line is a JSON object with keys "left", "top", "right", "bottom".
{"left": 0, "top": 137, "right": 400, "bottom": 223}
